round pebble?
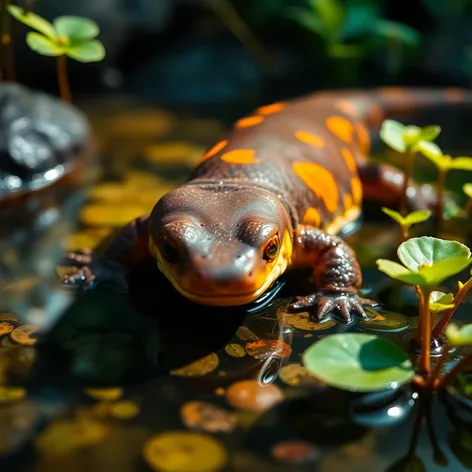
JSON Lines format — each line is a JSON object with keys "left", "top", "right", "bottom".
{"left": 225, "top": 379, "right": 283, "bottom": 412}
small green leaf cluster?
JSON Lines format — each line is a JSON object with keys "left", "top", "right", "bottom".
{"left": 8, "top": 5, "right": 105, "bottom": 62}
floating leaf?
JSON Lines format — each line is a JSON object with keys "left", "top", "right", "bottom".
{"left": 53, "top": 16, "right": 99, "bottom": 41}
{"left": 279, "top": 363, "right": 325, "bottom": 388}
{"left": 7, "top": 5, "right": 56, "bottom": 39}
{"left": 180, "top": 401, "right": 237, "bottom": 433}
{"left": 429, "top": 291, "right": 455, "bottom": 313}
{"left": 303, "top": 333, "right": 414, "bottom": 392}
{"left": 271, "top": 440, "right": 319, "bottom": 464}
{"left": 225, "top": 380, "right": 283, "bottom": 412}
{"left": 224, "top": 343, "right": 246, "bottom": 358}
{"left": 143, "top": 431, "right": 228, "bottom": 472}
{"left": 359, "top": 308, "right": 410, "bottom": 332}
{"left": 245, "top": 340, "right": 292, "bottom": 360}
{"left": 170, "top": 353, "right": 219, "bottom": 377}
{"left": 449, "top": 157, "right": 472, "bottom": 171}
{"left": 379, "top": 119, "right": 407, "bottom": 153}
{"left": 67, "top": 40, "right": 106, "bottom": 62}
{"left": 26, "top": 32, "right": 64, "bottom": 56}
{"left": 446, "top": 323, "right": 472, "bottom": 346}
{"left": 464, "top": 183, "right": 472, "bottom": 199}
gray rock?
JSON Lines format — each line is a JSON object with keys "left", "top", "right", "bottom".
{"left": 0, "top": 82, "right": 91, "bottom": 202}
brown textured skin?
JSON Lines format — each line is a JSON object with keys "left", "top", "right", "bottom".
{"left": 63, "top": 87, "right": 472, "bottom": 322}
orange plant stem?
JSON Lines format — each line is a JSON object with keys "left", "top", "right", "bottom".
{"left": 57, "top": 55, "right": 71, "bottom": 103}
{"left": 419, "top": 289, "right": 431, "bottom": 374}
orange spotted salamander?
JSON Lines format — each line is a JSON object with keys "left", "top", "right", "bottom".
{"left": 63, "top": 87, "right": 470, "bottom": 322}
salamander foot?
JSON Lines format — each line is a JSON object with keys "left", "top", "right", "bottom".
{"left": 288, "top": 291, "right": 377, "bottom": 323}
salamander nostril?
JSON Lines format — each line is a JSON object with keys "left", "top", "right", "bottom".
{"left": 248, "top": 271, "right": 253, "bottom": 277}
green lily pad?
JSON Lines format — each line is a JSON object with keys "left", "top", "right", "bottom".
{"left": 446, "top": 323, "right": 472, "bottom": 346}
{"left": 67, "top": 40, "right": 106, "bottom": 62}
{"left": 359, "top": 308, "right": 410, "bottom": 332}
{"left": 7, "top": 4, "right": 56, "bottom": 39}
{"left": 53, "top": 16, "right": 99, "bottom": 42}
{"left": 464, "top": 183, "right": 472, "bottom": 199}
{"left": 302, "top": 333, "right": 414, "bottom": 392}
{"left": 429, "top": 291, "right": 454, "bottom": 313}
{"left": 26, "top": 32, "right": 64, "bottom": 56}
{"left": 450, "top": 157, "right": 472, "bottom": 171}
{"left": 380, "top": 119, "right": 407, "bottom": 153}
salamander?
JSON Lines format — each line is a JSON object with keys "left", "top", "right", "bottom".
{"left": 63, "top": 87, "right": 470, "bottom": 322}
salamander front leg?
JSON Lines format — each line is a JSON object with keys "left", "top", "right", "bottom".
{"left": 61, "top": 216, "right": 152, "bottom": 292}
{"left": 289, "top": 226, "right": 376, "bottom": 323}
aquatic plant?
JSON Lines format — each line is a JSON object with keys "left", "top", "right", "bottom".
{"left": 7, "top": 5, "right": 105, "bottom": 102}
{"left": 416, "top": 146, "right": 472, "bottom": 224}
{"left": 381, "top": 207, "right": 431, "bottom": 241}
{"left": 303, "top": 236, "right": 472, "bottom": 393}
{"left": 379, "top": 119, "right": 441, "bottom": 217}
{"left": 284, "top": 0, "right": 420, "bottom": 77}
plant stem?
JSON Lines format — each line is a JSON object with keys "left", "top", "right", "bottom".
{"left": 428, "top": 343, "right": 450, "bottom": 389}
{"left": 419, "top": 289, "right": 431, "bottom": 374}
{"left": 432, "top": 276, "right": 472, "bottom": 338}
{"left": 465, "top": 198, "right": 472, "bottom": 215}
{"left": 415, "top": 287, "right": 424, "bottom": 346}
{"left": 436, "top": 355, "right": 472, "bottom": 390}
{"left": 57, "top": 55, "right": 71, "bottom": 103}
{"left": 401, "top": 151, "right": 415, "bottom": 217}
{"left": 436, "top": 168, "right": 447, "bottom": 231}
{"left": 400, "top": 223, "right": 408, "bottom": 242}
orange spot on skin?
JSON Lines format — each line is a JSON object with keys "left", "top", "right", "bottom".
{"left": 335, "top": 100, "right": 358, "bottom": 115}
{"left": 294, "top": 131, "right": 325, "bottom": 148}
{"left": 236, "top": 116, "right": 264, "bottom": 128}
{"left": 343, "top": 194, "right": 353, "bottom": 212}
{"left": 293, "top": 162, "right": 339, "bottom": 213}
{"left": 355, "top": 122, "right": 370, "bottom": 154}
{"left": 351, "top": 177, "right": 363, "bottom": 204}
{"left": 302, "top": 207, "right": 321, "bottom": 227}
{"left": 326, "top": 116, "right": 354, "bottom": 144}
{"left": 221, "top": 149, "right": 260, "bottom": 165}
{"left": 256, "top": 102, "right": 286, "bottom": 115}
{"left": 341, "top": 148, "right": 357, "bottom": 174}
{"left": 445, "top": 88, "right": 464, "bottom": 103}
{"left": 197, "top": 140, "right": 228, "bottom": 164}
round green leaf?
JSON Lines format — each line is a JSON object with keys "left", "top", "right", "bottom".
{"left": 398, "top": 237, "right": 471, "bottom": 273}
{"left": 446, "top": 323, "right": 472, "bottom": 346}
{"left": 26, "top": 32, "right": 64, "bottom": 56}
{"left": 420, "top": 256, "right": 472, "bottom": 287}
{"left": 53, "top": 16, "right": 99, "bottom": 41}
{"left": 376, "top": 259, "right": 425, "bottom": 285}
{"left": 403, "top": 209, "right": 432, "bottom": 225}
{"left": 7, "top": 4, "right": 56, "bottom": 39}
{"left": 419, "top": 125, "right": 441, "bottom": 142}
{"left": 464, "top": 183, "right": 472, "bottom": 199}
{"left": 382, "top": 207, "right": 405, "bottom": 225}
{"left": 303, "top": 333, "right": 414, "bottom": 392}
{"left": 66, "top": 40, "right": 106, "bottom": 62}
{"left": 429, "top": 291, "right": 454, "bottom": 312}
{"left": 380, "top": 119, "right": 407, "bottom": 153}
{"left": 450, "top": 157, "right": 472, "bottom": 171}
{"left": 414, "top": 141, "right": 444, "bottom": 164}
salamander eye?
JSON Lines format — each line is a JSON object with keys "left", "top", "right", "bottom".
{"left": 161, "top": 240, "right": 179, "bottom": 264}
{"left": 263, "top": 235, "right": 280, "bottom": 261}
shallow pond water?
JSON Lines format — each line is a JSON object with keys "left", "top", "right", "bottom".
{"left": 0, "top": 97, "right": 471, "bottom": 471}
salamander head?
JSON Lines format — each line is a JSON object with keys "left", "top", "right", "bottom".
{"left": 149, "top": 185, "right": 293, "bottom": 306}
